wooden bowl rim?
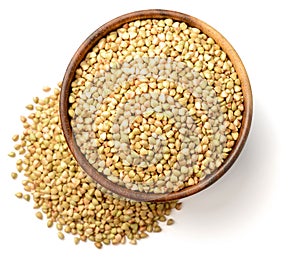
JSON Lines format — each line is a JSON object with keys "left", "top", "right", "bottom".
{"left": 60, "top": 9, "right": 253, "bottom": 202}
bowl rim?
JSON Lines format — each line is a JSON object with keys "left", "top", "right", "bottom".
{"left": 60, "top": 9, "right": 253, "bottom": 202}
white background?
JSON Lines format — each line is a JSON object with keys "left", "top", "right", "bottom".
{"left": 0, "top": 0, "right": 299, "bottom": 257}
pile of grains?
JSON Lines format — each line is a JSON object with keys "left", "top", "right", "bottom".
{"left": 8, "top": 17, "right": 245, "bottom": 249}
{"left": 68, "top": 18, "right": 244, "bottom": 194}
{"left": 9, "top": 84, "right": 180, "bottom": 249}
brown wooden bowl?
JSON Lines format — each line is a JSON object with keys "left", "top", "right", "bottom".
{"left": 60, "top": 9, "right": 252, "bottom": 202}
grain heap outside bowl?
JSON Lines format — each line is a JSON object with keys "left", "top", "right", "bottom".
{"left": 60, "top": 9, "right": 252, "bottom": 202}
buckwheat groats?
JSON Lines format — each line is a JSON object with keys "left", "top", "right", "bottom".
{"left": 68, "top": 18, "right": 244, "bottom": 194}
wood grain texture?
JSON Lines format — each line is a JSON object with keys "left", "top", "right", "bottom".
{"left": 60, "top": 9, "right": 253, "bottom": 202}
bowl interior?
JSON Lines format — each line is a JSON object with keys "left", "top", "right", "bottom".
{"left": 60, "top": 9, "right": 252, "bottom": 202}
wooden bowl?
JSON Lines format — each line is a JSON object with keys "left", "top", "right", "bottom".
{"left": 60, "top": 9, "right": 252, "bottom": 202}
